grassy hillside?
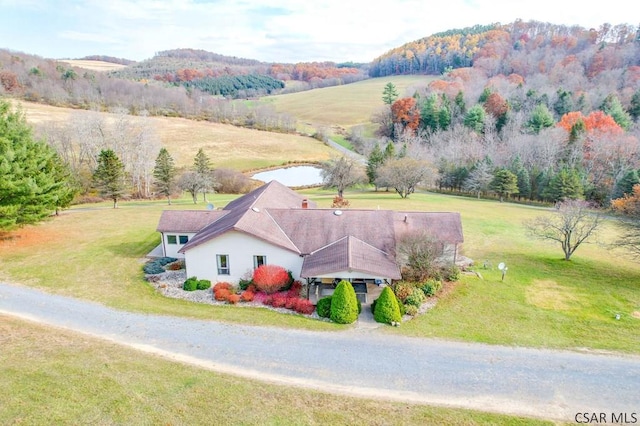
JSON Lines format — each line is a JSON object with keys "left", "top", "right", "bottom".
{"left": 264, "top": 75, "right": 431, "bottom": 135}
{"left": 18, "top": 101, "right": 335, "bottom": 170}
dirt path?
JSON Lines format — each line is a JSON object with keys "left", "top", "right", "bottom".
{"left": 1, "top": 282, "right": 638, "bottom": 422}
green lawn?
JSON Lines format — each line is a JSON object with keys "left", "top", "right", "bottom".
{"left": 1, "top": 188, "right": 639, "bottom": 353}
{"left": 0, "top": 315, "right": 553, "bottom": 425}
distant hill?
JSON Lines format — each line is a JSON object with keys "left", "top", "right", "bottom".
{"left": 370, "top": 20, "right": 639, "bottom": 77}
{"left": 76, "top": 55, "right": 136, "bottom": 66}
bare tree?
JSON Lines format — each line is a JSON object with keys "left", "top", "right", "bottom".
{"left": 375, "top": 157, "right": 434, "bottom": 198}
{"left": 395, "top": 231, "right": 440, "bottom": 281}
{"left": 524, "top": 199, "right": 603, "bottom": 260}
{"left": 178, "top": 171, "right": 205, "bottom": 204}
{"left": 320, "top": 156, "right": 366, "bottom": 198}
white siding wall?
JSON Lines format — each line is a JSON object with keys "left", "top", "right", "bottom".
{"left": 184, "top": 231, "right": 303, "bottom": 283}
{"left": 161, "top": 232, "right": 197, "bottom": 259}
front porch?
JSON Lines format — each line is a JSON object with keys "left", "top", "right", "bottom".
{"left": 306, "top": 278, "right": 388, "bottom": 306}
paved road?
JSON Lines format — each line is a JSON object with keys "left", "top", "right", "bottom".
{"left": 1, "top": 282, "right": 638, "bottom": 422}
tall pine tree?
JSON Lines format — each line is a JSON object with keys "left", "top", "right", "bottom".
{"left": 93, "top": 149, "right": 126, "bottom": 209}
{"left": 0, "top": 100, "right": 75, "bottom": 229}
{"left": 153, "top": 148, "right": 176, "bottom": 205}
{"left": 193, "top": 148, "right": 213, "bottom": 202}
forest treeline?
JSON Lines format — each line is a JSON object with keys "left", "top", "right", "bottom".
{"left": 359, "top": 21, "right": 640, "bottom": 206}
{"left": 370, "top": 20, "right": 639, "bottom": 77}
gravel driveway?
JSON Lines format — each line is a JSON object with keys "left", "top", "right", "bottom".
{"left": 1, "top": 282, "right": 638, "bottom": 422}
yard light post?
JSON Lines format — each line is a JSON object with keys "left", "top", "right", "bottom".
{"left": 498, "top": 262, "right": 508, "bottom": 281}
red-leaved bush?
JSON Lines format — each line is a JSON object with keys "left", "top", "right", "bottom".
{"left": 240, "top": 290, "right": 255, "bottom": 302}
{"left": 272, "top": 293, "right": 288, "bottom": 308}
{"left": 214, "top": 282, "right": 233, "bottom": 292}
{"left": 252, "top": 265, "right": 290, "bottom": 294}
{"left": 214, "top": 288, "right": 231, "bottom": 301}
{"left": 226, "top": 294, "right": 240, "bottom": 304}
{"left": 294, "top": 299, "right": 315, "bottom": 315}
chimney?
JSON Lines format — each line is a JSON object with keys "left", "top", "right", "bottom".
{"left": 302, "top": 198, "right": 308, "bottom": 209}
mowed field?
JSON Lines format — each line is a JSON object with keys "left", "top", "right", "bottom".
{"left": 18, "top": 100, "right": 335, "bottom": 170}
{"left": 264, "top": 75, "right": 431, "bottom": 134}
{"left": 58, "top": 59, "right": 129, "bottom": 72}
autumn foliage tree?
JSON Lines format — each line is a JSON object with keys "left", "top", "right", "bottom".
{"left": 391, "top": 97, "right": 420, "bottom": 136}
{"left": 252, "top": 264, "right": 290, "bottom": 294}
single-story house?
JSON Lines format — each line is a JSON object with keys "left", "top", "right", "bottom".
{"left": 155, "top": 180, "right": 464, "bottom": 299}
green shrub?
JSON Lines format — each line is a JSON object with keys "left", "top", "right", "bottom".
{"left": 421, "top": 279, "right": 442, "bottom": 297}
{"left": 404, "top": 304, "right": 418, "bottom": 316}
{"left": 397, "top": 298, "right": 406, "bottom": 316}
{"left": 316, "top": 296, "right": 332, "bottom": 318}
{"left": 405, "top": 287, "right": 426, "bottom": 307}
{"left": 357, "top": 300, "right": 362, "bottom": 314}
{"left": 373, "top": 286, "right": 402, "bottom": 325}
{"left": 183, "top": 276, "right": 198, "bottom": 291}
{"left": 443, "top": 264, "right": 460, "bottom": 282}
{"left": 330, "top": 280, "right": 359, "bottom": 324}
{"left": 196, "top": 279, "right": 211, "bottom": 290}
{"left": 371, "top": 298, "right": 377, "bottom": 315}
{"left": 238, "top": 278, "right": 253, "bottom": 291}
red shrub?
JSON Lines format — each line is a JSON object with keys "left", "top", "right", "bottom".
{"left": 287, "top": 281, "right": 303, "bottom": 298}
{"left": 246, "top": 284, "right": 257, "bottom": 293}
{"left": 285, "top": 297, "right": 298, "bottom": 310}
{"left": 252, "top": 264, "right": 290, "bottom": 294}
{"left": 214, "top": 289, "right": 231, "bottom": 301}
{"left": 240, "top": 290, "right": 255, "bottom": 302}
{"left": 272, "top": 294, "right": 287, "bottom": 308}
{"left": 226, "top": 294, "right": 241, "bottom": 304}
{"left": 262, "top": 295, "right": 274, "bottom": 306}
{"left": 295, "top": 299, "right": 315, "bottom": 315}
{"left": 214, "top": 282, "right": 233, "bottom": 292}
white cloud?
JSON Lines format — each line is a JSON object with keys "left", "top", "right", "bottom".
{"left": 1, "top": 0, "right": 637, "bottom": 62}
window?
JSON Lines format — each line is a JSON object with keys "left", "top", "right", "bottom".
{"left": 253, "top": 255, "right": 266, "bottom": 268}
{"left": 217, "top": 254, "right": 230, "bottom": 275}
{"left": 179, "top": 235, "right": 189, "bottom": 244}
{"left": 167, "top": 235, "right": 177, "bottom": 245}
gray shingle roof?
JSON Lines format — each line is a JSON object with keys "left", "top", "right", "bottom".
{"left": 301, "top": 236, "right": 402, "bottom": 279}
{"left": 166, "top": 180, "right": 463, "bottom": 279}
{"left": 156, "top": 210, "right": 228, "bottom": 233}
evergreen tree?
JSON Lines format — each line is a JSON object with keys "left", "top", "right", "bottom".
{"left": 366, "top": 143, "right": 385, "bottom": 189}
{"left": 454, "top": 90, "right": 466, "bottom": 115}
{"left": 420, "top": 94, "right": 439, "bottom": 132}
{"left": 613, "top": 170, "right": 640, "bottom": 199}
{"left": 510, "top": 156, "right": 531, "bottom": 200}
{"left": 93, "top": 149, "right": 126, "bottom": 209}
{"left": 193, "top": 148, "right": 213, "bottom": 202}
{"left": 0, "top": 101, "right": 76, "bottom": 229}
{"left": 600, "top": 94, "right": 632, "bottom": 130}
{"left": 527, "top": 104, "right": 555, "bottom": 134}
{"left": 553, "top": 88, "right": 574, "bottom": 117}
{"left": 543, "top": 167, "right": 584, "bottom": 202}
{"left": 478, "top": 87, "right": 492, "bottom": 103}
{"left": 382, "top": 82, "right": 399, "bottom": 105}
{"left": 629, "top": 89, "right": 640, "bottom": 122}
{"left": 329, "top": 280, "right": 359, "bottom": 324}
{"left": 153, "top": 148, "right": 176, "bottom": 205}
{"left": 383, "top": 141, "right": 396, "bottom": 160}
{"left": 463, "top": 105, "right": 485, "bottom": 133}
{"left": 490, "top": 168, "right": 519, "bottom": 202}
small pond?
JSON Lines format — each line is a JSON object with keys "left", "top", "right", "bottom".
{"left": 252, "top": 165, "right": 323, "bottom": 187}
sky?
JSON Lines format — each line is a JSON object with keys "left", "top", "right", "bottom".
{"left": 0, "top": 0, "right": 637, "bottom": 64}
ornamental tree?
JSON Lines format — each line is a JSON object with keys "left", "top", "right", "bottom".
{"left": 524, "top": 199, "right": 602, "bottom": 261}
{"left": 329, "top": 280, "right": 359, "bottom": 324}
